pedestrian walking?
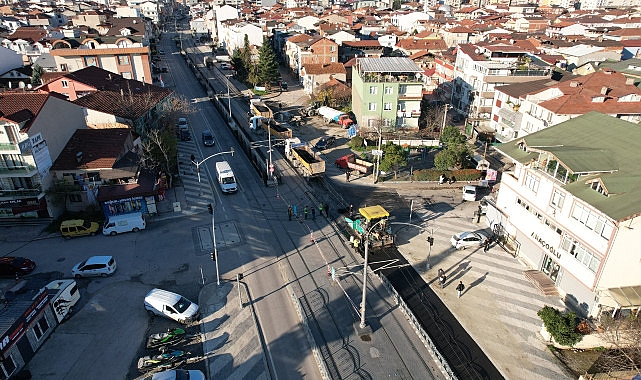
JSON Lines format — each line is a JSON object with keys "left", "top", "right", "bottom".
{"left": 288, "top": 205, "right": 293, "bottom": 221}
{"left": 346, "top": 171, "right": 351, "bottom": 182}
{"left": 349, "top": 204, "right": 354, "bottom": 218}
{"left": 293, "top": 204, "right": 298, "bottom": 217}
{"left": 439, "top": 174, "right": 445, "bottom": 185}
{"left": 304, "top": 206, "right": 308, "bottom": 219}
{"left": 439, "top": 274, "right": 447, "bottom": 289}
{"left": 324, "top": 203, "right": 329, "bottom": 217}
{"left": 456, "top": 281, "right": 465, "bottom": 298}
{"left": 483, "top": 238, "right": 491, "bottom": 252}
{"left": 311, "top": 206, "right": 316, "bottom": 220}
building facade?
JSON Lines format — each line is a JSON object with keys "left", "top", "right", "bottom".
{"left": 491, "top": 112, "right": 641, "bottom": 318}
{"left": 352, "top": 57, "right": 424, "bottom": 131}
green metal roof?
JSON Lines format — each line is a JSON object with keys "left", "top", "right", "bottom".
{"left": 495, "top": 112, "right": 641, "bottom": 221}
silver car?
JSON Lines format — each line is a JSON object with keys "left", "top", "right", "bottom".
{"left": 450, "top": 231, "right": 488, "bottom": 250}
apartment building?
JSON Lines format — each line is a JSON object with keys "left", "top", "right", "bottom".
{"left": 352, "top": 57, "right": 423, "bottom": 131}
{"left": 451, "top": 43, "right": 553, "bottom": 132}
{"left": 0, "top": 91, "right": 88, "bottom": 218}
{"left": 491, "top": 112, "right": 641, "bottom": 318}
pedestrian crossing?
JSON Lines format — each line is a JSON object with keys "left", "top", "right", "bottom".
{"left": 177, "top": 140, "right": 215, "bottom": 211}
{"left": 395, "top": 202, "right": 570, "bottom": 380}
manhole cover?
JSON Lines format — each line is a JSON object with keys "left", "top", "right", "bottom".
{"left": 360, "top": 334, "right": 371, "bottom": 342}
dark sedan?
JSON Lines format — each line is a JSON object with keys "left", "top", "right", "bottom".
{"left": 0, "top": 257, "right": 36, "bottom": 277}
{"left": 315, "top": 136, "right": 336, "bottom": 150}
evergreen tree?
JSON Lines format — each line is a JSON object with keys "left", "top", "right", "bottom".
{"left": 257, "top": 37, "right": 280, "bottom": 88}
{"left": 31, "top": 64, "right": 44, "bottom": 85}
{"left": 231, "top": 49, "right": 247, "bottom": 82}
{"left": 241, "top": 35, "right": 251, "bottom": 71}
{"left": 392, "top": 0, "right": 401, "bottom": 10}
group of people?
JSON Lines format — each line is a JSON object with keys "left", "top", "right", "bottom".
{"left": 438, "top": 268, "right": 466, "bottom": 298}
{"left": 288, "top": 202, "right": 330, "bottom": 221}
{"left": 438, "top": 174, "right": 456, "bottom": 185}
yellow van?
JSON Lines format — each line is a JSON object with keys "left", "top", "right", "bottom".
{"left": 60, "top": 219, "right": 100, "bottom": 239}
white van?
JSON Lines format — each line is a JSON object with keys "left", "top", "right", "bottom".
{"left": 216, "top": 161, "right": 237, "bottom": 193}
{"left": 144, "top": 288, "right": 199, "bottom": 324}
{"left": 103, "top": 212, "right": 146, "bottom": 235}
{"left": 38, "top": 279, "right": 80, "bottom": 322}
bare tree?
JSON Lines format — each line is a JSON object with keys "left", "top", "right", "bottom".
{"left": 596, "top": 314, "right": 641, "bottom": 374}
{"left": 139, "top": 128, "right": 177, "bottom": 188}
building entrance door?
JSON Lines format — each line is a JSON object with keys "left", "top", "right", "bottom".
{"left": 541, "top": 254, "right": 560, "bottom": 283}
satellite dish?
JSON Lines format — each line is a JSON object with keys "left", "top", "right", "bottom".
{"left": 19, "top": 81, "right": 25, "bottom": 88}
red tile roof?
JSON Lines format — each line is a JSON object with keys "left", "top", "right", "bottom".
{"left": 0, "top": 90, "right": 51, "bottom": 132}
{"left": 50, "top": 128, "right": 131, "bottom": 170}
{"left": 302, "top": 63, "right": 346, "bottom": 75}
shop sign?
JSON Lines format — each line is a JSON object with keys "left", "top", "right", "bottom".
{"left": 0, "top": 291, "right": 49, "bottom": 355}
{"left": 531, "top": 232, "right": 560, "bottom": 258}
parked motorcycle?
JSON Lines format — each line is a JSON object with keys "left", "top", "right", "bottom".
{"left": 146, "top": 327, "right": 186, "bottom": 349}
{"left": 137, "top": 349, "right": 188, "bottom": 372}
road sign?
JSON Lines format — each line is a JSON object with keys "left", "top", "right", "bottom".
{"left": 372, "top": 149, "right": 383, "bottom": 157}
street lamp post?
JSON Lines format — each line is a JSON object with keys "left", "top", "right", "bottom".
{"left": 192, "top": 149, "right": 234, "bottom": 286}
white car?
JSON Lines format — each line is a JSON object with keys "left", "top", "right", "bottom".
{"left": 450, "top": 231, "right": 488, "bottom": 250}
{"left": 72, "top": 256, "right": 117, "bottom": 278}
{"left": 143, "top": 369, "right": 205, "bottom": 380}
{"left": 144, "top": 288, "right": 199, "bottom": 324}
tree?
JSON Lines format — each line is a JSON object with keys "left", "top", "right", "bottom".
{"left": 596, "top": 313, "right": 641, "bottom": 374}
{"left": 31, "top": 64, "right": 44, "bottom": 85}
{"left": 257, "top": 37, "right": 280, "bottom": 89}
{"left": 392, "top": 0, "right": 401, "bottom": 10}
{"left": 139, "top": 127, "right": 177, "bottom": 183}
{"left": 440, "top": 125, "right": 466, "bottom": 146}
{"left": 379, "top": 142, "right": 408, "bottom": 172}
{"left": 434, "top": 125, "right": 471, "bottom": 170}
{"left": 231, "top": 49, "right": 247, "bottom": 82}
{"left": 537, "top": 306, "right": 583, "bottom": 347}
{"left": 312, "top": 81, "right": 352, "bottom": 109}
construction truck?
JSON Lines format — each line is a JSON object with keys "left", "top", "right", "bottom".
{"left": 250, "top": 116, "right": 293, "bottom": 139}
{"left": 346, "top": 205, "right": 395, "bottom": 250}
{"left": 317, "top": 106, "right": 354, "bottom": 128}
{"left": 249, "top": 97, "right": 272, "bottom": 119}
{"left": 335, "top": 153, "right": 374, "bottom": 175}
{"left": 285, "top": 138, "right": 325, "bottom": 178}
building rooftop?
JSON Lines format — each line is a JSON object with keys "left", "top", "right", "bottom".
{"left": 496, "top": 112, "right": 641, "bottom": 222}
{"left": 356, "top": 57, "right": 422, "bottom": 74}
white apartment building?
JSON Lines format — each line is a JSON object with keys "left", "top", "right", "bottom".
{"left": 490, "top": 112, "right": 641, "bottom": 319}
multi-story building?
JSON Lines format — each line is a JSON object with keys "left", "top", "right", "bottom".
{"left": 0, "top": 91, "right": 88, "bottom": 218}
{"left": 352, "top": 57, "right": 423, "bottom": 131}
{"left": 491, "top": 112, "right": 641, "bottom": 318}
{"left": 490, "top": 70, "right": 641, "bottom": 142}
{"left": 451, "top": 43, "right": 553, "bottom": 131}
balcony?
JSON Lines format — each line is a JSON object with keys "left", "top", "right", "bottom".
{"left": 0, "top": 164, "right": 38, "bottom": 178}
{"left": 0, "top": 142, "right": 20, "bottom": 154}
{"left": 0, "top": 187, "right": 43, "bottom": 199}
{"left": 360, "top": 73, "right": 422, "bottom": 84}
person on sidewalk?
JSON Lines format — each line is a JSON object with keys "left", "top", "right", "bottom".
{"left": 325, "top": 203, "right": 330, "bottom": 217}
{"left": 483, "top": 238, "right": 491, "bottom": 252}
{"left": 349, "top": 204, "right": 354, "bottom": 218}
{"left": 439, "top": 174, "right": 445, "bottom": 185}
{"left": 293, "top": 205, "right": 297, "bottom": 218}
{"left": 456, "top": 281, "right": 465, "bottom": 298}
{"left": 319, "top": 203, "right": 323, "bottom": 216}
{"left": 439, "top": 274, "right": 447, "bottom": 289}
{"left": 304, "top": 206, "right": 308, "bottom": 219}
{"left": 346, "top": 171, "right": 351, "bottom": 182}
{"left": 288, "top": 205, "right": 293, "bottom": 221}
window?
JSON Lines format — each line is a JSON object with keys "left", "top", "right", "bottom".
{"left": 385, "top": 86, "right": 393, "bottom": 95}
{"left": 330, "top": 57, "right": 335, "bottom": 62}
{"left": 570, "top": 203, "right": 614, "bottom": 240}
{"left": 60, "top": 64, "right": 67, "bottom": 71}
{"left": 496, "top": 99, "right": 502, "bottom": 107}
{"left": 550, "top": 189, "right": 565, "bottom": 208}
{"left": 493, "top": 114, "right": 499, "bottom": 122}
{"left": 117, "top": 55, "right": 129, "bottom": 65}
{"left": 330, "top": 46, "right": 336, "bottom": 52}
{"left": 560, "top": 235, "right": 602, "bottom": 273}
{"left": 524, "top": 172, "right": 539, "bottom": 193}
{"left": 383, "top": 119, "right": 391, "bottom": 127}
{"left": 399, "top": 85, "right": 407, "bottom": 94}
{"left": 369, "top": 86, "right": 377, "bottom": 95}
{"left": 61, "top": 80, "right": 68, "bottom": 88}
{"left": 368, "top": 103, "right": 376, "bottom": 111}
{"left": 0, "top": 355, "right": 16, "bottom": 379}
{"left": 84, "top": 56, "right": 97, "bottom": 66}
{"left": 384, "top": 102, "right": 392, "bottom": 111}
{"left": 33, "top": 316, "right": 50, "bottom": 340}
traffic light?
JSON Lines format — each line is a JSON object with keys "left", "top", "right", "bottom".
{"left": 427, "top": 237, "right": 434, "bottom": 246}
{"left": 207, "top": 203, "right": 213, "bottom": 214}
{"left": 210, "top": 251, "right": 216, "bottom": 261}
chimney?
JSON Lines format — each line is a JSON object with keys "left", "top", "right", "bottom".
{"left": 76, "top": 152, "right": 83, "bottom": 164}
{"left": 600, "top": 86, "right": 609, "bottom": 95}
{"left": 569, "top": 81, "right": 578, "bottom": 87}
{"left": 626, "top": 77, "right": 634, "bottom": 85}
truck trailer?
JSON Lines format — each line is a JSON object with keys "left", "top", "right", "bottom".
{"left": 285, "top": 138, "right": 325, "bottom": 178}
{"left": 335, "top": 154, "right": 374, "bottom": 175}
{"left": 317, "top": 107, "right": 354, "bottom": 128}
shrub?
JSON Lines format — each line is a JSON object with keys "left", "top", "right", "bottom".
{"left": 349, "top": 136, "right": 364, "bottom": 150}
{"left": 538, "top": 306, "right": 583, "bottom": 347}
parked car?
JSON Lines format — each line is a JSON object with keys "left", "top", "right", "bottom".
{"left": 314, "top": 136, "right": 336, "bottom": 150}
{"left": 462, "top": 185, "right": 477, "bottom": 202}
{"left": 144, "top": 288, "right": 199, "bottom": 324}
{"left": 142, "top": 369, "right": 205, "bottom": 380}
{"left": 60, "top": 219, "right": 100, "bottom": 239}
{"left": 450, "top": 231, "right": 488, "bottom": 250}
{"left": 176, "top": 117, "right": 188, "bottom": 130}
{"left": 219, "top": 62, "right": 231, "bottom": 70}
{"left": 0, "top": 257, "right": 36, "bottom": 277}
{"left": 201, "top": 130, "right": 215, "bottom": 146}
{"left": 71, "top": 256, "right": 117, "bottom": 278}
{"left": 178, "top": 129, "right": 191, "bottom": 141}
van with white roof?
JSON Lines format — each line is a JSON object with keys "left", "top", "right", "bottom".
{"left": 216, "top": 161, "right": 237, "bottom": 193}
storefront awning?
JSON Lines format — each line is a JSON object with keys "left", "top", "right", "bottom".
{"left": 607, "top": 285, "right": 641, "bottom": 308}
